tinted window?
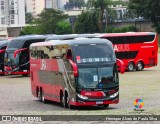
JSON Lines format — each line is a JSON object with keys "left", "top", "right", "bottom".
{"left": 103, "top": 35, "right": 155, "bottom": 44}
{"left": 23, "top": 39, "right": 45, "bottom": 48}
{"left": 116, "top": 51, "right": 138, "bottom": 59}
{"left": 7, "top": 40, "right": 23, "bottom": 50}
{"left": 112, "top": 37, "right": 125, "bottom": 44}
{"left": 73, "top": 44, "right": 115, "bottom": 63}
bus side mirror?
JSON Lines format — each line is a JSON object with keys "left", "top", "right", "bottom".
{"left": 116, "top": 59, "right": 125, "bottom": 74}
{"left": 0, "top": 49, "right": 6, "bottom": 53}
{"left": 69, "top": 60, "right": 78, "bottom": 77}
{"left": 14, "top": 48, "right": 28, "bottom": 58}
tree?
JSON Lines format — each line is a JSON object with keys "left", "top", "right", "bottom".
{"left": 87, "top": 0, "right": 111, "bottom": 32}
{"left": 74, "top": 10, "right": 99, "bottom": 33}
{"left": 55, "top": 21, "right": 72, "bottom": 34}
{"left": 128, "top": 0, "right": 160, "bottom": 33}
{"left": 25, "top": 12, "right": 33, "bottom": 24}
{"left": 19, "top": 26, "right": 42, "bottom": 36}
{"left": 33, "top": 9, "right": 68, "bottom": 34}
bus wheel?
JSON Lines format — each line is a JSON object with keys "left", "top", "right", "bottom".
{"left": 136, "top": 61, "right": 144, "bottom": 71}
{"left": 41, "top": 90, "right": 47, "bottom": 103}
{"left": 38, "top": 90, "right": 42, "bottom": 102}
{"left": 128, "top": 62, "right": 135, "bottom": 71}
{"left": 62, "top": 93, "right": 68, "bottom": 108}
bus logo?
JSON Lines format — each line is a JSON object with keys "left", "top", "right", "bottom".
{"left": 41, "top": 60, "right": 47, "bottom": 70}
{"left": 134, "top": 98, "right": 144, "bottom": 110}
{"left": 114, "top": 44, "right": 130, "bottom": 52}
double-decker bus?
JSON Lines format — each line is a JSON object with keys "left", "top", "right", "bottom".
{"left": 4, "top": 35, "right": 48, "bottom": 76}
{"left": 30, "top": 38, "right": 125, "bottom": 109}
{"left": 99, "top": 32, "right": 158, "bottom": 71}
{"left": 0, "top": 40, "right": 10, "bottom": 75}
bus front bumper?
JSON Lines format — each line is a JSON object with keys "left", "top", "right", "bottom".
{"left": 69, "top": 99, "right": 119, "bottom": 106}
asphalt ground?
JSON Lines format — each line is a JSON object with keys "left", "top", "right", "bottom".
{"left": 0, "top": 54, "right": 160, "bottom": 123}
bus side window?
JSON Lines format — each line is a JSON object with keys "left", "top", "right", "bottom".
{"left": 66, "top": 49, "right": 72, "bottom": 60}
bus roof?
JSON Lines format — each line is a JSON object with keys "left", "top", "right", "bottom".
{"left": 31, "top": 38, "right": 112, "bottom": 47}
{"left": 12, "top": 35, "right": 48, "bottom": 40}
{"left": 98, "top": 32, "right": 156, "bottom": 37}
{"left": 0, "top": 40, "right": 10, "bottom": 48}
{"left": 0, "top": 38, "right": 7, "bottom": 41}
{"left": 45, "top": 34, "right": 100, "bottom": 41}
{"left": 10, "top": 35, "right": 48, "bottom": 44}
{"left": 45, "top": 34, "right": 79, "bottom": 41}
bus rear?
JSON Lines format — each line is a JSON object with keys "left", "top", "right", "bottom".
{"left": 100, "top": 32, "right": 158, "bottom": 71}
{"left": 30, "top": 38, "right": 125, "bottom": 108}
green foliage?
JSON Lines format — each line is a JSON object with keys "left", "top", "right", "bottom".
{"left": 105, "top": 25, "right": 138, "bottom": 33}
{"left": 74, "top": 11, "right": 99, "bottom": 33}
{"left": 55, "top": 21, "right": 72, "bottom": 34}
{"left": 20, "top": 9, "right": 69, "bottom": 35}
{"left": 128, "top": 0, "right": 160, "bottom": 33}
{"left": 25, "top": 12, "right": 34, "bottom": 24}
{"left": 87, "top": 0, "right": 112, "bottom": 32}
{"left": 111, "top": 0, "right": 129, "bottom": 6}
{"left": 33, "top": 9, "right": 68, "bottom": 34}
{"left": 19, "top": 26, "right": 42, "bottom": 36}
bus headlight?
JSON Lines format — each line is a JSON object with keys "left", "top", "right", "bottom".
{"left": 77, "top": 94, "right": 88, "bottom": 100}
{"left": 110, "top": 92, "right": 119, "bottom": 98}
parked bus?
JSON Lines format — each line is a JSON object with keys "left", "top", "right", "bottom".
{"left": 30, "top": 38, "right": 125, "bottom": 109}
{"left": 4, "top": 35, "right": 48, "bottom": 76}
{"left": 0, "top": 40, "right": 10, "bottom": 75}
{"left": 99, "top": 32, "right": 158, "bottom": 71}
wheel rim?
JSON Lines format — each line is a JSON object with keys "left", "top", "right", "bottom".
{"left": 129, "top": 63, "right": 134, "bottom": 71}
{"left": 137, "top": 63, "right": 143, "bottom": 70}
{"left": 38, "top": 90, "right": 41, "bottom": 101}
{"left": 62, "top": 96, "right": 66, "bottom": 107}
{"left": 42, "top": 92, "right": 45, "bottom": 102}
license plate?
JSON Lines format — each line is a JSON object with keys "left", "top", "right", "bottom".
{"left": 23, "top": 70, "right": 27, "bottom": 72}
{"left": 96, "top": 101, "right": 103, "bottom": 104}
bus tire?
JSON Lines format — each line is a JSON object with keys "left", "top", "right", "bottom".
{"left": 38, "top": 89, "right": 42, "bottom": 102}
{"left": 41, "top": 90, "right": 47, "bottom": 103}
{"left": 128, "top": 62, "right": 135, "bottom": 71}
{"left": 62, "top": 93, "right": 68, "bottom": 108}
{"left": 136, "top": 61, "right": 144, "bottom": 71}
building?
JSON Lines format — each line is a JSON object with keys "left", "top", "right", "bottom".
{"left": 0, "top": 0, "right": 25, "bottom": 27}
{"left": 45, "top": 0, "right": 69, "bottom": 10}
{"left": 110, "top": 0, "right": 129, "bottom": 20}
{"left": 26, "top": 0, "right": 45, "bottom": 17}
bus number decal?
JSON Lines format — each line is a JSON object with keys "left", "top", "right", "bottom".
{"left": 41, "top": 59, "right": 47, "bottom": 70}
{"left": 114, "top": 44, "right": 130, "bottom": 52}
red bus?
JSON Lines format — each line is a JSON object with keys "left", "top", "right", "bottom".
{"left": 30, "top": 38, "right": 125, "bottom": 109}
{"left": 4, "top": 35, "right": 48, "bottom": 76}
{"left": 99, "top": 32, "right": 158, "bottom": 71}
{"left": 0, "top": 40, "right": 10, "bottom": 75}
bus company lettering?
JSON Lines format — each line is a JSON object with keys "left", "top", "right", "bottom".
{"left": 77, "top": 58, "right": 111, "bottom": 63}
{"left": 114, "top": 44, "right": 130, "bottom": 52}
{"left": 41, "top": 59, "right": 47, "bottom": 70}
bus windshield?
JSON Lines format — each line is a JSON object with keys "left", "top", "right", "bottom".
{"left": 4, "top": 51, "right": 19, "bottom": 66}
{"left": 7, "top": 40, "right": 23, "bottom": 50}
{"left": 73, "top": 44, "right": 115, "bottom": 64}
{"left": 77, "top": 67, "right": 118, "bottom": 89}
